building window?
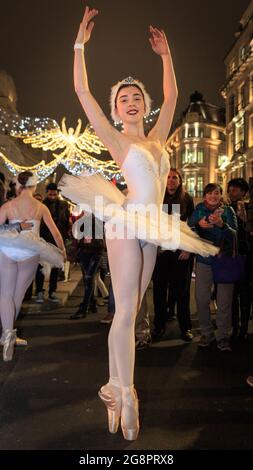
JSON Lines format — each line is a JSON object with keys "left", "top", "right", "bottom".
{"left": 182, "top": 127, "right": 186, "bottom": 139}
{"left": 187, "top": 149, "right": 195, "bottom": 163}
{"left": 197, "top": 149, "right": 204, "bottom": 164}
{"left": 199, "top": 127, "right": 204, "bottom": 138}
{"left": 182, "top": 148, "right": 204, "bottom": 164}
{"left": 181, "top": 149, "right": 186, "bottom": 164}
{"left": 188, "top": 126, "right": 195, "bottom": 138}
{"left": 196, "top": 176, "right": 204, "bottom": 197}
{"left": 219, "top": 131, "right": 225, "bottom": 141}
{"left": 186, "top": 176, "right": 195, "bottom": 197}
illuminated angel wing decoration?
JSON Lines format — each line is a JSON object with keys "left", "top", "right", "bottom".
{"left": 9, "top": 116, "right": 121, "bottom": 178}
{"left": 12, "top": 117, "right": 106, "bottom": 154}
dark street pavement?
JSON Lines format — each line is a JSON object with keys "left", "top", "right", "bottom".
{"left": 0, "top": 275, "right": 253, "bottom": 452}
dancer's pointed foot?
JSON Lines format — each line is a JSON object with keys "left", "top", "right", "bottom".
{"left": 98, "top": 383, "right": 122, "bottom": 434}
{"left": 2, "top": 329, "right": 17, "bottom": 362}
{"left": 121, "top": 387, "right": 139, "bottom": 441}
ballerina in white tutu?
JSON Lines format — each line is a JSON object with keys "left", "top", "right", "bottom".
{"left": 0, "top": 171, "right": 66, "bottom": 362}
{"left": 60, "top": 5, "right": 218, "bottom": 441}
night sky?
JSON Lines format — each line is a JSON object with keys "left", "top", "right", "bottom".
{"left": 0, "top": 0, "right": 250, "bottom": 129}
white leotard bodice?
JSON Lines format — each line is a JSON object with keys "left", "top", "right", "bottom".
{"left": 121, "top": 144, "right": 170, "bottom": 206}
{"left": 0, "top": 219, "right": 41, "bottom": 261}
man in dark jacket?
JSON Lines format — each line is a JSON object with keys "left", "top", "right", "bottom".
{"left": 152, "top": 169, "right": 195, "bottom": 342}
{"left": 35, "top": 183, "right": 70, "bottom": 303}
{"left": 69, "top": 211, "right": 104, "bottom": 319}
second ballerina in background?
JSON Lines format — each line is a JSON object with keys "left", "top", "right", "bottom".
{"left": 0, "top": 171, "right": 65, "bottom": 362}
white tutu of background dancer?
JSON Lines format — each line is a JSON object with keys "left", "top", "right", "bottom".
{"left": 0, "top": 224, "right": 64, "bottom": 275}
{"left": 0, "top": 171, "right": 65, "bottom": 362}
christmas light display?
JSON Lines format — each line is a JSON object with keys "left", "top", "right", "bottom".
{"left": 0, "top": 106, "right": 160, "bottom": 182}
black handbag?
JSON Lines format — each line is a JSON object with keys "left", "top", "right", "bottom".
{"left": 211, "top": 237, "right": 246, "bottom": 284}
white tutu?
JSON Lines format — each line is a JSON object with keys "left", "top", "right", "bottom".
{"left": 59, "top": 173, "right": 219, "bottom": 257}
{"left": 0, "top": 230, "right": 64, "bottom": 268}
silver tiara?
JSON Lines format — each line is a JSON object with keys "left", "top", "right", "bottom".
{"left": 122, "top": 77, "right": 136, "bottom": 85}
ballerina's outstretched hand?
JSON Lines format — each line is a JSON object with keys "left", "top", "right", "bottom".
{"left": 75, "top": 5, "right": 98, "bottom": 45}
{"left": 149, "top": 26, "right": 170, "bottom": 56}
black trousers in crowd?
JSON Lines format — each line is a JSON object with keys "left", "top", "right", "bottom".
{"left": 153, "top": 250, "right": 192, "bottom": 335}
{"left": 79, "top": 251, "right": 102, "bottom": 313}
{"left": 36, "top": 265, "right": 59, "bottom": 295}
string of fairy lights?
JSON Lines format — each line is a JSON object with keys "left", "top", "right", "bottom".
{"left": 0, "top": 106, "right": 160, "bottom": 182}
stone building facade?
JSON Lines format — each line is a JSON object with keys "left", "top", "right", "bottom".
{"left": 166, "top": 91, "right": 226, "bottom": 198}
{"left": 221, "top": 0, "right": 253, "bottom": 187}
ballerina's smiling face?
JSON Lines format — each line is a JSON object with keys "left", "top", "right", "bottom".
{"left": 115, "top": 86, "right": 146, "bottom": 125}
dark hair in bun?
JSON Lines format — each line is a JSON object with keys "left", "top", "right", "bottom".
{"left": 17, "top": 171, "right": 33, "bottom": 188}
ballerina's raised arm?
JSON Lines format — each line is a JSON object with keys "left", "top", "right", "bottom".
{"left": 74, "top": 5, "right": 128, "bottom": 166}
{"left": 148, "top": 26, "right": 178, "bottom": 145}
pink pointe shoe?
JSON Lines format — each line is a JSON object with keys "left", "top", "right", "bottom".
{"left": 98, "top": 384, "right": 122, "bottom": 434}
{"left": 2, "top": 329, "right": 17, "bottom": 362}
{"left": 121, "top": 388, "right": 139, "bottom": 441}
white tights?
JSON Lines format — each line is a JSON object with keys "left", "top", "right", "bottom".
{"left": 0, "top": 252, "right": 39, "bottom": 330}
{"left": 106, "top": 237, "right": 157, "bottom": 388}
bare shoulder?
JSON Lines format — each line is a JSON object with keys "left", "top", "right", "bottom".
{"left": 35, "top": 199, "right": 43, "bottom": 211}
{"left": 41, "top": 203, "right": 49, "bottom": 214}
